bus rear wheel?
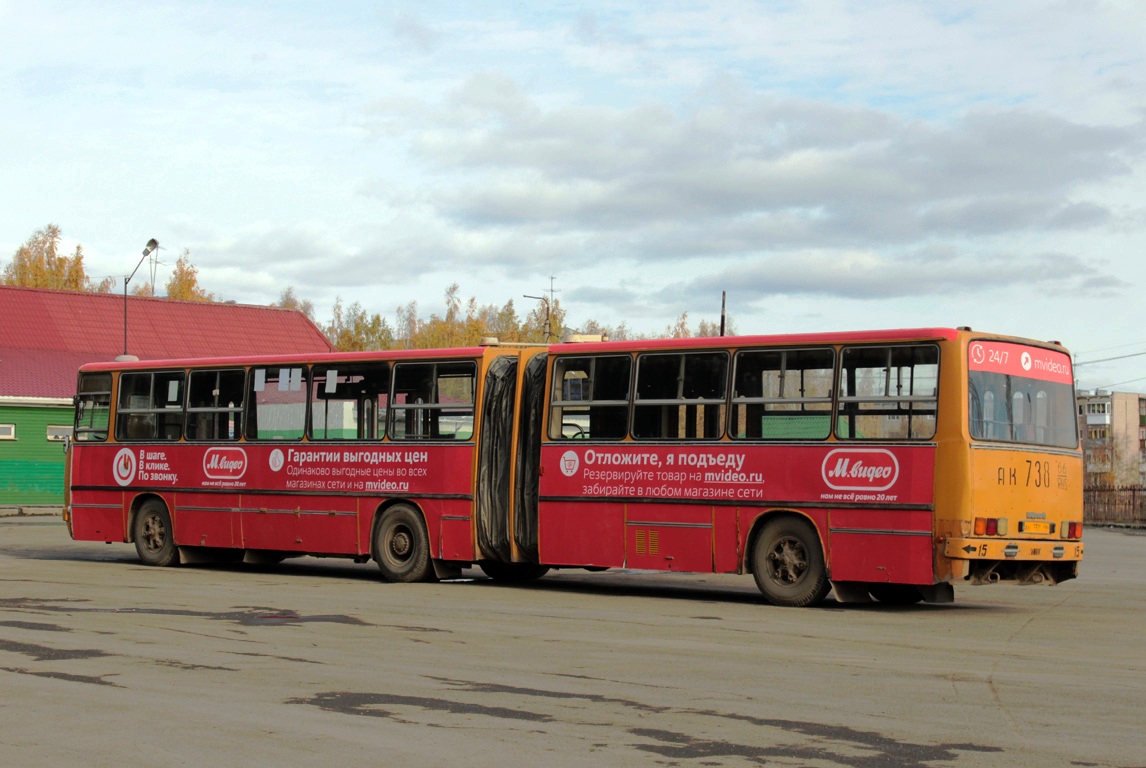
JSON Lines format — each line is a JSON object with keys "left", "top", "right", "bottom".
{"left": 373, "top": 505, "right": 433, "bottom": 583}
{"left": 752, "top": 517, "right": 830, "bottom": 607}
{"left": 133, "top": 500, "right": 178, "bottom": 567}
{"left": 479, "top": 561, "right": 550, "bottom": 582}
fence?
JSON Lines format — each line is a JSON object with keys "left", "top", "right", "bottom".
{"left": 1084, "top": 486, "right": 1146, "bottom": 526}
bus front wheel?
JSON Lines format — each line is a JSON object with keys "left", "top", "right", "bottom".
{"left": 133, "top": 500, "right": 178, "bottom": 567}
{"left": 752, "top": 517, "right": 830, "bottom": 607}
{"left": 373, "top": 505, "right": 433, "bottom": 583}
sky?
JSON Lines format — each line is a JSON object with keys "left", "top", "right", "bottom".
{"left": 2, "top": 1, "right": 1144, "bottom": 391}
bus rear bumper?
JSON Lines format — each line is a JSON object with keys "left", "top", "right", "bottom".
{"left": 944, "top": 537, "right": 1082, "bottom": 585}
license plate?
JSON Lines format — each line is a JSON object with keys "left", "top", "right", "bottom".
{"left": 1022, "top": 521, "right": 1051, "bottom": 534}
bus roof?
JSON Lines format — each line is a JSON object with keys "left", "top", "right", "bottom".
{"left": 77, "top": 345, "right": 499, "bottom": 373}
{"left": 76, "top": 327, "right": 1070, "bottom": 373}
{"left": 548, "top": 327, "right": 969, "bottom": 354}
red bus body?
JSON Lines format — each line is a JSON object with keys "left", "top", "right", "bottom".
{"left": 534, "top": 442, "right": 936, "bottom": 582}
{"left": 64, "top": 328, "right": 1084, "bottom": 606}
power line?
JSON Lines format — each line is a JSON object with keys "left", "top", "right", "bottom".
{"left": 1093, "top": 376, "right": 1146, "bottom": 389}
{"left": 1075, "top": 339, "right": 1146, "bottom": 356}
{"left": 1073, "top": 350, "right": 1146, "bottom": 367}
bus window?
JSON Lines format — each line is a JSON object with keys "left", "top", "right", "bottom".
{"left": 549, "top": 355, "right": 631, "bottom": 440}
{"left": 632, "top": 352, "right": 728, "bottom": 440}
{"left": 731, "top": 348, "right": 833, "bottom": 439}
{"left": 247, "top": 366, "right": 307, "bottom": 440}
{"left": 390, "top": 361, "right": 475, "bottom": 440}
{"left": 968, "top": 349, "right": 1077, "bottom": 448}
{"left": 1034, "top": 390, "right": 1049, "bottom": 444}
{"left": 185, "top": 369, "right": 245, "bottom": 441}
{"left": 74, "top": 373, "right": 112, "bottom": 442}
{"left": 115, "top": 371, "right": 186, "bottom": 441}
{"left": 838, "top": 345, "right": 938, "bottom": 440}
{"left": 311, "top": 363, "right": 390, "bottom": 440}
{"left": 1012, "top": 390, "right": 1031, "bottom": 443}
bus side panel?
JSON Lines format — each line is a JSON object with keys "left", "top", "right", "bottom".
{"left": 236, "top": 493, "right": 359, "bottom": 554}
{"left": 714, "top": 506, "right": 740, "bottom": 573}
{"left": 69, "top": 488, "right": 127, "bottom": 543}
{"left": 538, "top": 501, "right": 625, "bottom": 568}
{"left": 420, "top": 497, "right": 473, "bottom": 561}
{"left": 173, "top": 492, "right": 236, "bottom": 549}
{"left": 624, "top": 502, "right": 714, "bottom": 572}
{"left": 237, "top": 495, "right": 303, "bottom": 551}
{"left": 438, "top": 510, "right": 474, "bottom": 560}
{"left": 296, "top": 494, "right": 360, "bottom": 555}
{"left": 827, "top": 508, "right": 935, "bottom": 584}
{"left": 67, "top": 445, "right": 128, "bottom": 542}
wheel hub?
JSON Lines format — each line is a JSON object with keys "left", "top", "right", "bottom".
{"left": 142, "top": 516, "right": 165, "bottom": 552}
{"left": 389, "top": 529, "right": 411, "bottom": 559}
{"left": 768, "top": 536, "right": 807, "bottom": 584}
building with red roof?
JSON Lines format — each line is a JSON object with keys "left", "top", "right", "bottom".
{"left": 1, "top": 285, "right": 332, "bottom": 508}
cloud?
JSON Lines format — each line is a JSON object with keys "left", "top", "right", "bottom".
{"left": 4, "top": 1, "right": 1145, "bottom": 382}
{"left": 391, "top": 11, "right": 442, "bottom": 54}
{"left": 651, "top": 244, "right": 1113, "bottom": 308}
{"left": 382, "top": 81, "right": 1138, "bottom": 199}
{"left": 354, "top": 76, "right": 1142, "bottom": 308}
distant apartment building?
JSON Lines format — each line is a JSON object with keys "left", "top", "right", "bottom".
{"left": 1076, "top": 390, "right": 1146, "bottom": 487}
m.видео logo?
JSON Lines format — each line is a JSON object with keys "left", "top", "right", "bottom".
{"left": 821, "top": 448, "right": 899, "bottom": 491}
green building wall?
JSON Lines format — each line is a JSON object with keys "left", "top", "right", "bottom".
{"left": 0, "top": 404, "right": 72, "bottom": 506}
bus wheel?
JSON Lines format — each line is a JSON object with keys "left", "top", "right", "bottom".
{"left": 869, "top": 584, "right": 923, "bottom": 605}
{"left": 373, "top": 505, "right": 433, "bottom": 583}
{"left": 752, "top": 517, "right": 829, "bottom": 607}
{"left": 133, "top": 500, "right": 178, "bottom": 567}
{"left": 479, "top": 561, "right": 550, "bottom": 582}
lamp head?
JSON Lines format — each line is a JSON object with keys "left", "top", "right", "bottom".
{"left": 142, "top": 239, "right": 158, "bottom": 256}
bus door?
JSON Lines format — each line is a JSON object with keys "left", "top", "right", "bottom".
{"left": 475, "top": 355, "right": 517, "bottom": 562}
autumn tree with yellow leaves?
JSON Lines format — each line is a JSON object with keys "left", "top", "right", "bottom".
{"left": 164, "top": 249, "right": 214, "bottom": 301}
{"left": 326, "top": 298, "right": 395, "bottom": 351}
{"left": 2, "top": 224, "right": 115, "bottom": 292}
{"left": 5, "top": 225, "right": 731, "bottom": 350}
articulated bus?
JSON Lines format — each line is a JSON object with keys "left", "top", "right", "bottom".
{"left": 64, "top": 327, "right": 1083, "bottom": 606}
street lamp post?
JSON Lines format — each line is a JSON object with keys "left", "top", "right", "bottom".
{"left": 122, "top": 239, "right": 158, "bottom": 358}
{"left": 524, "top": 294, "right": 551, "bottom": 341}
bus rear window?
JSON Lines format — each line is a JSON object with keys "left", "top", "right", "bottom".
{"left": 968, "top": 342, "right": 1077, "bottom": 448}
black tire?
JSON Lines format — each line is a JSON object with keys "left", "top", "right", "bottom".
{"left": 479, "top": 561, "right": 550, "bottom": 582}
{"left": 752, "top": 517, "right": 830, "bottom": 607}
{"left": 133, "top": 500, "right": 178, "bottom": 567}
{"left": 373, "top": 505, "right": 434, "bottom": 583}
{"left": 869, "top": 584, "right": 924, "bottom": 605}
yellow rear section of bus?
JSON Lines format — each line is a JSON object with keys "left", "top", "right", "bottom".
{"left": 936, "top": 333, "right": 1083, "bottom": 586}
{"left": 939, "top": 445, "right": 1083, "bottom": 584}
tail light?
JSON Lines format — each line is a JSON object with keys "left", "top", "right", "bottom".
{"left": 974, "top": 517, "right": 1008, "bottom": 536}
{"left": 1062, "top": 521, "right": 1083, "bottom": 539}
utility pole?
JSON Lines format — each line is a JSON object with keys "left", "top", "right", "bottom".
{"left": 525, "top": 276, "right": 560, "bottom": 341}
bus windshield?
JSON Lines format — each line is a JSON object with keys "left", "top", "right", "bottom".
{"left": 967, "top": 341, "right": 1077, "bottom": 449}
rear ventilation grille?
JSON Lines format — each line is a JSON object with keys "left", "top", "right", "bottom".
{"left": 634, "top": 528, "right": 659, "bottom": 555}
